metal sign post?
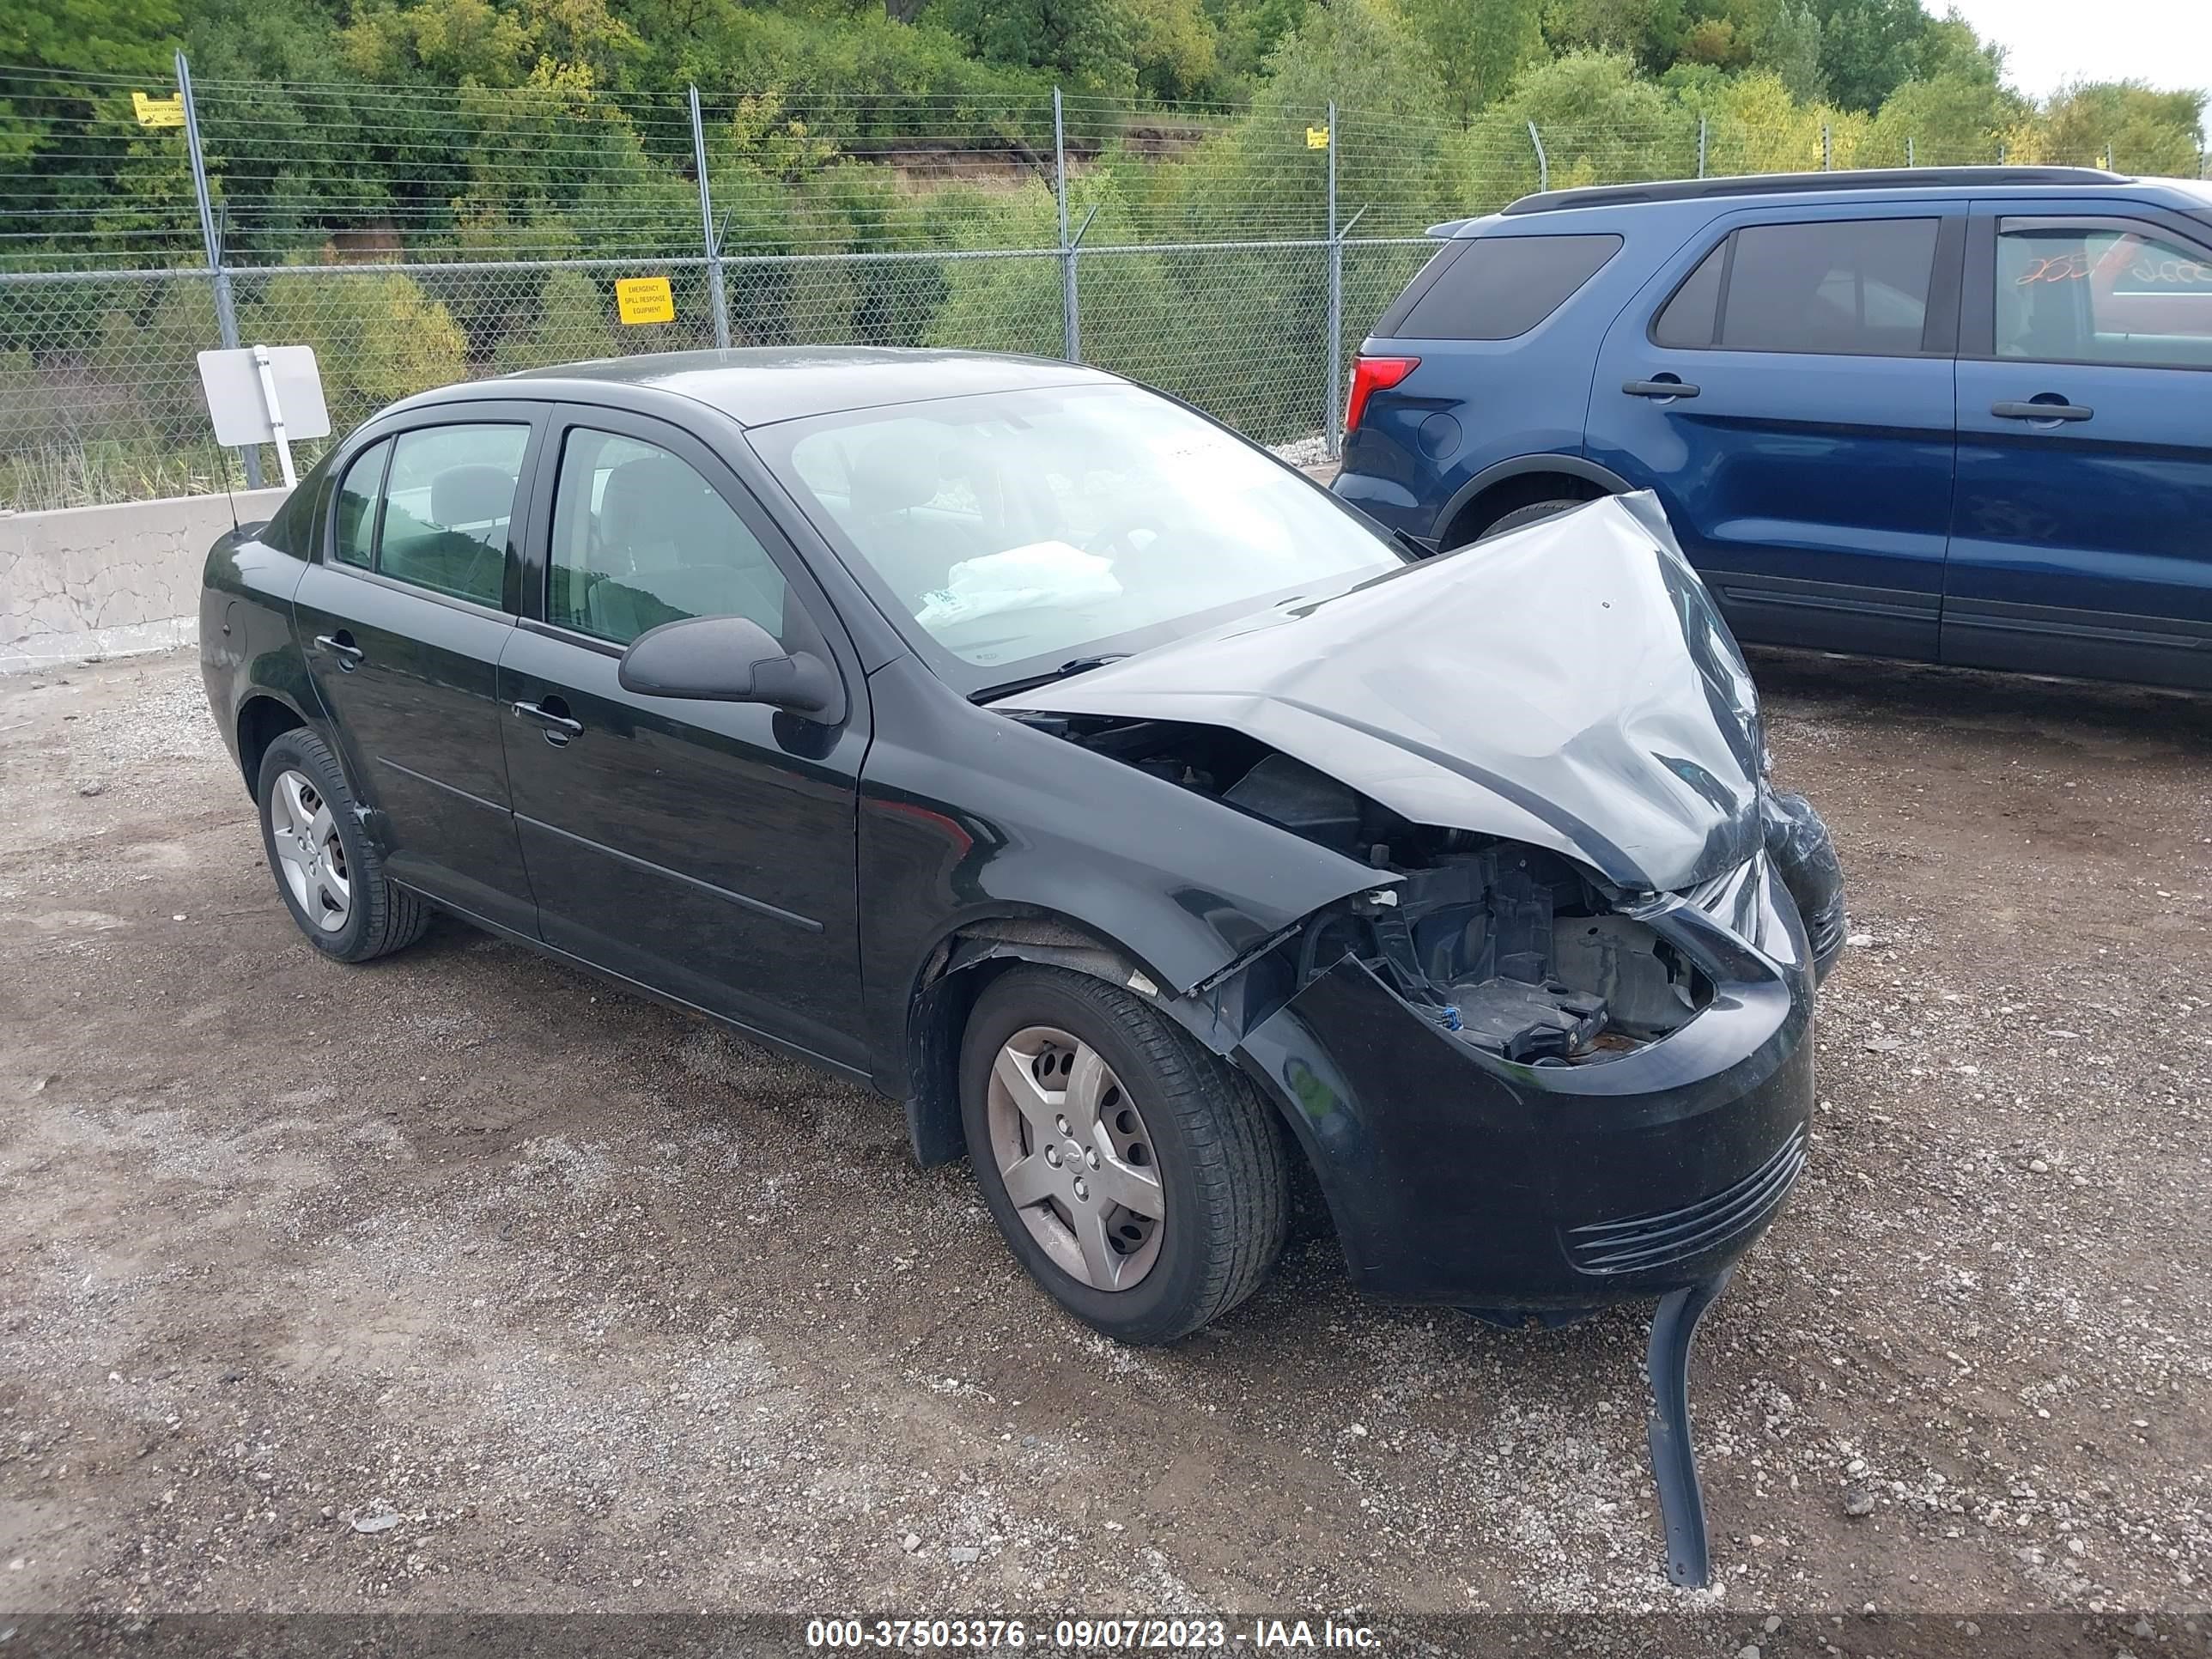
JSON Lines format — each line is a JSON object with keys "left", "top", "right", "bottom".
{"left": 252, "top": 345, "right": 297, "bottom": 484}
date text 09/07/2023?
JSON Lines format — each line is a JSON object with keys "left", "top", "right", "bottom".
{"left": 804, "top": 1617, "right": 1382, "bottom": 1650}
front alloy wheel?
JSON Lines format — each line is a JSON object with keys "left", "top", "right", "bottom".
{"left": 986, "top": 1024, "right": 1165, "bottom": 1291}
{"left": 960, "top": 966, "right": 1291, "bottom": 1346}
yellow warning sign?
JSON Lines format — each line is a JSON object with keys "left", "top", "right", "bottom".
{"left": 615, "top": 276, "right": 676, "bottom": 325}
{"left": 133, "top": 91, "right": 185, "bottom": 129}
{"left": 1306, "top": 125, "right": 1331, "bottom": 149}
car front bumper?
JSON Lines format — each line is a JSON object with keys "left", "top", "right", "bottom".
{"left": 1234, "top": 848, "right": 1818, "bottom": 1310}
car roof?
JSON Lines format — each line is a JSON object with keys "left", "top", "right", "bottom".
{"left": 1426, "top": 167, "right": 2197, "bottom": 235}
{"left": 446, "top": 344, "right": 1121, "bottom": 428}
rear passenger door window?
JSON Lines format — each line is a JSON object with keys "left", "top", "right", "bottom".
{"left": 373, "top": 425, "right": 529, "bottom": 608}
{"left": 545, "top": 428, "right": 788, "bottom": 646}
{"left": 1653, "top": 218, "right": 1941, "bottom": 356}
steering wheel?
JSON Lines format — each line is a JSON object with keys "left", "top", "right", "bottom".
{"left": 1084, "top": 507, "right": 1173, "bottom": 559}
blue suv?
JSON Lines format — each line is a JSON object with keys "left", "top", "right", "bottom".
{"left": 1334, "top": 167, "right": 2212, "bottom": 690}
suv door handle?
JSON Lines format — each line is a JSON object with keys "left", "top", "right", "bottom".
{"left": 1991, "top": 398, "right": 2093, "bottom": 422}
{"left": 1623, "top": 378, "right": 1699, "bottom": 400}
{"left": 511, "top": 700, "right": 583, "bottom": 742}
{"left": 313, "top": 632, "right": 364, "bottom": 670}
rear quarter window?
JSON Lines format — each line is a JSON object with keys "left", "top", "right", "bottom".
{"left": 1374, "top": 233, "right": 1624, "bottom": 341}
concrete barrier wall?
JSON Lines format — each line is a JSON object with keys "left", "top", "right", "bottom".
{"left": 1, "top": 488, "right": 290, "bottom": 673}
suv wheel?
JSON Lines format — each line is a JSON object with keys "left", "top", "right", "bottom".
{"left": 1475, "top": 496, "right": 1589, "bottom": 542}
{"left": 961, "top": 966, "right": 1291, "bottom": 1346}
{"left": 256, "top": 729, "right": 430, "bottom": 963}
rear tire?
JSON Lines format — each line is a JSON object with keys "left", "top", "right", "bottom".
{"left": 256, "top": 729, "right": 429, "bottom": 963}
{"left": 1474, "top": 495, "right": 1587, "bottom": 542}
{"left": 961, "top": 966, "right": 1291, "bottom": 1346}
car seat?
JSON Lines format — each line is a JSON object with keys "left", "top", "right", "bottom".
{"left": 586, "top": 453, "right": 785, "bottom": 643}
{"left": 379, "top": 462, "right": 516, "bottom": 602}
{"left": 845, "top": 434, "right": 987, "bottom": 611}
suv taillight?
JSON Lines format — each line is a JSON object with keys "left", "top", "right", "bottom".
{"left": 1345, "top": 355, "right": 1419, "bottom": 437}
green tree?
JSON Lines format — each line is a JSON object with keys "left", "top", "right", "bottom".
{"left": 1809, "top": 0, "right": 1927, "bottom": 112}
{"left": 925, "top": 0, "right": 1139, "bottom": 94}
{"left": 246, "top": 271, "right": 469, "bottom": 431}
{"left": 1759, "top": 3, "right": 1824, "bottom": 105}
{"left": 1867, "top": 68, "right": 2018, "bottom": 166}
{"left": 1541, "top": 0, "right": 1690, "bottom": 74}
{"left": 490, "top": 267, "right": 619, "bottom": 371}
{"left": 1403, "top": 0, "right": 1547, "bottom": 125}
{"left": 2039, "top": 82, "right": 2207, "bottom": 175}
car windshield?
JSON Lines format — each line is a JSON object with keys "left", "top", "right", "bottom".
{"left": 748, "top": 382, "right": 1405, "bottom": 696}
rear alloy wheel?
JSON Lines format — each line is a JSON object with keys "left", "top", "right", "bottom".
{"left": 269, "top": 768, "right": 351, "bottom": 934}
{"left": 255, "top": 728, "right": 429, "bottom": 963}
{"left": 961, "top": 966, "right": 1291, "bottom": 1346}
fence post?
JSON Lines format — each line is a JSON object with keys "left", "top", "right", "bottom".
{"left": 177, "top": 50, "right": 262, "bottom": 490}
{"left": 1997, "top": 141, "right": 2007, "bottom": 164}
{"left": 1326, "top": 102, "right": 1343, "bottom": 460}
{"left": 2104, "top": 143, "right": 2115, "bottom": 171}
{"left": 1820, "top": 122, "right": 1832, "bottom": 170}
{"left": 1697, "top": 115, "right": 1707, "bottom": 179}
{"left": 1054, "top": 88, "right": 1079, "bottom": 362}
{"left": 690, "top": 86, "right": 731, "bottom": 349}
{"left": 1528, "top": 121, "right": 1548, "bottom": 193}
{"left": 1906, "top": 134, "right": 1915, "bottom": 167}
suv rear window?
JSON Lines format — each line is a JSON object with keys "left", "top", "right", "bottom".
{"left": 1653, "top": 218, "right": 1939, "bottom": 356}
{"left": 1376, "top": 233, "right": 1622, "bottom": 341}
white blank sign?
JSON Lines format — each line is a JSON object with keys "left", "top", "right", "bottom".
{"left": 197, "top": 345, "right": 331, "bottom": 447}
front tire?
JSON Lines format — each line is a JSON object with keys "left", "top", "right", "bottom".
{"left": 961, "top": 966, "right": 1291, "bottom": 1346}
{"left": 255, "top": 728, "right": 429, "bottom": 963}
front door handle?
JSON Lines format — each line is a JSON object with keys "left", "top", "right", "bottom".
{"left": 1624, "top": 377, "right": 1700, "bottom": 400}
{"left": 511, "top": 700, "right": 583, "bottom": 743}
{"left": 313, "top": 632, "right": 364, "bottom": 670}
{"left": 1991, "top": 398, "right": 2093, "bottom": 423}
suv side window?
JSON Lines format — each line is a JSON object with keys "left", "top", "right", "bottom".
{"left": 373, "top": 425, "right": 529, "bottom": 607}
{"left": 546, "top": 428, "right": 789, "bottom": 647}
{"left": 1654, "top": 218, "right": 1939, "bottom": 356}
{"left": 1377, "top": 233, "right": 1623, "bottom": 340}
{"left": 1995, "top": 217, "right": 2212, "bottom": 368}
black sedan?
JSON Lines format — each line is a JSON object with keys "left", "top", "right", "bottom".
{"left": 201, "top": 345, "right": 1841, "bottom": 1373}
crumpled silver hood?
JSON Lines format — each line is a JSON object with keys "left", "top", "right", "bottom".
{"left": 993, "top": 492, "right": 1765, "bottom": 893}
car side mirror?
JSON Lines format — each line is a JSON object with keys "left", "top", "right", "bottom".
{"left": 617, "top": 614, "right": 846, "bottom": 722}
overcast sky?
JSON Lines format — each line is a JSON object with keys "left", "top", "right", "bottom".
{"left": 1942, "top": 0, "right": 2212, "bottom": 101}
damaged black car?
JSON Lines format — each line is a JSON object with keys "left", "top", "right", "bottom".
{"left": 202, "top": 349, "right": 1844, "bottom": 1582}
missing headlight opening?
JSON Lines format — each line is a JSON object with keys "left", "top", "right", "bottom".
{"left": 1015, "top": 714, "right": 1713, "bottom": 1062}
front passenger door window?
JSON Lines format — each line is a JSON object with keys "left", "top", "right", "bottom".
{"left": 547, "top": 429, "right": 789, "bottom": 646}
{"left": 1996, "top": 219, "right": 2212, "bottom": 368}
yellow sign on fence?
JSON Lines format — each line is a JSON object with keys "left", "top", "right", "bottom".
{"left": 615, "top": 276, "right": 676, "bottom": 325}
{"left": 1306, "top": 125, "right": 1331, "bottom": 149}
{"left": 133, "top": 91, "right": 185, "bottom": 129}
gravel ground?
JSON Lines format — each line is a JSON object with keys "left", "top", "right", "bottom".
{"left": 1, "top": 646, "right": 2208, "bottom": 1640}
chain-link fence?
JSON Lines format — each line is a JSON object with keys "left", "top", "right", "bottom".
{"left": 1, "top": 59, "right": 2197, "bottom": 509}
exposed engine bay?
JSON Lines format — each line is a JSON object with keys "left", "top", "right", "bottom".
{"left": 1009, "top": 714, "right": 1713, "bottom": 1062}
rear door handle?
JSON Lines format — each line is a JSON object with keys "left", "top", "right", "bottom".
{"left": 511, "top": 700, "right": 583, "bottom": 740}
{"left": 1623, "top": 378, "right": 1699, "bottom": 400}
{"left": 1991, "top": 399, "right": 2093, "bottom": 422}
{"left": 313, "top": 632, "right": 364, "bottom": 669}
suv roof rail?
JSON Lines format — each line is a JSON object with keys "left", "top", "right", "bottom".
{"left": 1496, "top": 166, "right": 2130, "bottom": 218}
